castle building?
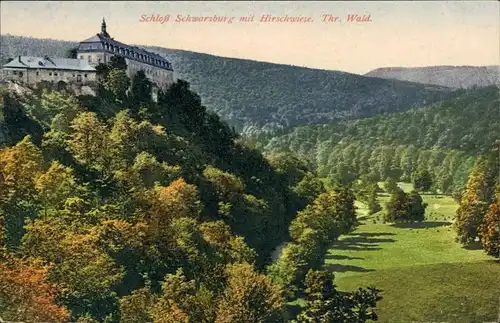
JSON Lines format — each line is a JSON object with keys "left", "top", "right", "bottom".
{"left": 77, "top": 19, "right": 174, "bottom": 89}
{"left": 1, "top": 56, "right": 96, "bottom": 86}
{"left": 1, "top": 19, "right": 174, "bottom": 90}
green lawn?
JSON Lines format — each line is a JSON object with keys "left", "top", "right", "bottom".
{"left": 325, "top": 191, "right": 500, "bottom": 323}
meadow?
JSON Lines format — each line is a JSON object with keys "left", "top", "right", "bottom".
{"left": 326, "top": 183, "right": 500, "bottom": 323}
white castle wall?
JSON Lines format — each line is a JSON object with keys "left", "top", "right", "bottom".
{"left": 1, "top": 68, "right": 96, "bottom": 85}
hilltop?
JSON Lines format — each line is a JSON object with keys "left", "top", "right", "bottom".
{"left": 365, "top": 65, "right": 499, "bottom": 89}
{"left": 1, "top": 34, "right": 454, "bottom": 134}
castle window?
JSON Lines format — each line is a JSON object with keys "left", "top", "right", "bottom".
{"left": 36, "top": 72, "right": 39, "bottom": 76}
{"left": 49, "top": 72, "right": 52, "bottom": 76}
{"left": 73, "top": 74, "right": 75, "bottom": 77}
{"left": 54, "top": 72, "right": 58, "bottom": 76}
{"left": 19, "top": 72, "right": 23, "bottom": 77}
{"left": 80, "top": 55, "right": 84, "bottom": 59}
{"left": 13, "top": 71, "right": 17, "bottom": 75}
{"left": 105, "top": 43, "right": 109, "bottom": 50}
{"left": 84, "top": 74, "right": 87, "bottom": 77}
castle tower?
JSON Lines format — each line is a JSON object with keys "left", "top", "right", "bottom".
{"left": 101, "top": 18, "right": 110, "bottom": 38}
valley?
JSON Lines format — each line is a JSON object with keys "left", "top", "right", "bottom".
{"left": 0, "top": 30, "right": 498, "bottom": 323}
{"left": 288, "top": 183, "right": 499, "bottom": 322}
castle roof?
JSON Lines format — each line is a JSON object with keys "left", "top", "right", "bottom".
{"left": 79, "top": 32, "right": 173, "bottom": 71}
{"left": 2, "top": 56, "right": 95, "bottom": 71}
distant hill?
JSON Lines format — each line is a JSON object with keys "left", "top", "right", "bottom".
{"left": 365, "top": 66, "right": 499, "bottom": 89}
{"left": 258, "top": 85, "right": 499, "bottom": 193}
{"left": 1, "top": 34, "right": 454, "bottom": 134}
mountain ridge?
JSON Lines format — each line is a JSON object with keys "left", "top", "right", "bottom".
{"left": 365, "top": 65, "right": 499, "bottom": 89}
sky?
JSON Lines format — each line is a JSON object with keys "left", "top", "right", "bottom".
{"left": 1, "top": 1, "right": 499, "bottom": 74}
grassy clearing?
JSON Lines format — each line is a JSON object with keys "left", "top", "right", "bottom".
{"left": 325, "top": 189, "right": 500, "bottom": 322}
{"left": 336, "top": 261, "right": 500, "bottom": 323}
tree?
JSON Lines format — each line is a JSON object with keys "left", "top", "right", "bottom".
{"left": 203, "top": 166, "right": 244, "bottom": 203}
{"left": 130, "top": 70, "right": 153, "bottom": 111}
{"left": 383, "top": 177, "right": 398, "bottom": 194}
{"left": 407, "top": 190, "right": 427, "bottom": 222}
{"left": 384, "top": 188, "right": 426, "bottom": 223}
{"left": 293, "top": 172, "right": 326, "bottom": 209}
{"left": 0, "top": 253, "right": 70, "bottom": 322}
{"left": 454, "top": 158, "right": 494, "bottom": 244}
{"left": 109, "top": 56, "right": 128, "bottom": 71}
{"left": 296, "top": 269, "right": 382, "bottom": 323}
{"left": 104, "top": 69, "right": 131, "bottom": 102}
{"left": 0, "top": 136, "right": 43, "bottom": 248}
{"left": 35, "top": 161, "right": 84, "bottom": 213}
{"left": 384, "top": 188, "right": 408, "bottom": 223}
{"left": 22, "top": 220, "right": 125, "bottom": 321}
{"left": 412, "top": 169, "right": 433, "bottom": 192}
{"left": 149, "top": 178, "right": 201, "bottom": 229}
{"left": 366, "top": 185, "right": 382, "bottom": 215}
{"left": 66, "top": 111, "right": 114, "bottom": 175}
{"left": 119, "top": 287, "right": 154, "bottom": 323}
{"left": 478, "top": 199, "right": 500, "bottom": 257}
{"left": 215, "top": 262, "right": 285, "bottom": 323}
{"left": 149, "top": 269, "right": 215, "bottom": 323}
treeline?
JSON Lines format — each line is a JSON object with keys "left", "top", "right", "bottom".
{"left": 0, "top": 59, "right": 381, "bottom": 321}
{"left": 258, "top": 86, "right": 499, "bottom": 194}
{"left": 265, "top": 168, "right": 382, "bottom": 321}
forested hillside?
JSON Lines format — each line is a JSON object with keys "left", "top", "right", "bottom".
{"left": 1, "top": 34, "right": 454, "bottom": 134}
{"left": 366, "top": 65, "right": 499, "bottom": 89}
{"left": 259, "top": 85, "right": 500, "bottom": 194}
{"left": 0, "top": 57, "right": 382, "bottom": 322}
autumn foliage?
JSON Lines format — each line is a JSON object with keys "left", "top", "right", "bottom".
{"left": 0, "top": 253, "right": 70, "bottom": 321}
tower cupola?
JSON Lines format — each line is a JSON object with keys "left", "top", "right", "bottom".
{"left": 101, "top": 18, "right": 110, "bottom": 37}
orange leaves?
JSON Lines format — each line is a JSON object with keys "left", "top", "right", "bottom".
{"left": 0, "top": 254, "right": 70, "bottom": 322}
{"left": 149, "top": 178, "right": 201, "bottom": 225}
{"left": 215, "top": 262, "right": 284, "bottom": 323}
{"left": 479, "top": 200, "right": 500, "bottom": 257}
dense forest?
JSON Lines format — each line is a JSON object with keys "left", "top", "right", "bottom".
{"left": 256, "top": 85, "right": 499, "bottom": 195}
{"left": 0, "top": 57, "right": 384, "bottom": 322}
{"left": 1, "top": 35, "right": 455, "bottom": 134}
